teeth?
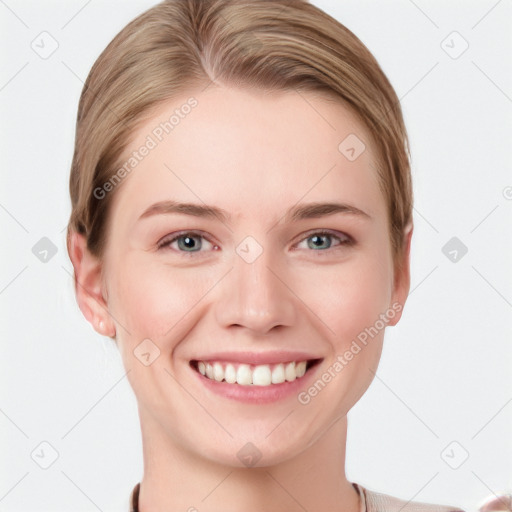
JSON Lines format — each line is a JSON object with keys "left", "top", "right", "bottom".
{"left": 271, "top": 364, "right": 285, "bottom": 384}
{"left": 196, "top": 360, "right": 311, "bottom": 386}
{"left": 236, "top": 364, "right": 252, "bottom": 385}
{"left": 252, "top": 365, "right": 271, "bottom": 386}
{"left": 284, "top": 362, "right": 296, "bottom": 382}
{"left": 224, "top": 363, "right": 237, "bottom": 384}
{"left": 213, "top": 362, "right": 224, "bottom": 382}
{"left": 296, "top": 361, "right": 307, "bottom": 378}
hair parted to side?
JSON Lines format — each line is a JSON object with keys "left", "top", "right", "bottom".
{"left": 67, "top": 0, "right": 413, "bottom": 271}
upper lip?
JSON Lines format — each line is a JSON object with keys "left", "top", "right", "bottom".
{"left": 190, "top": 351, "right": 323, "bottom": 366}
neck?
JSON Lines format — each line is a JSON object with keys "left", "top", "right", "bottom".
{"left": 137, "top": 410, "right": 361, "bottom": 512}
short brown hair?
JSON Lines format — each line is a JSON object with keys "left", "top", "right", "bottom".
{"left": 67, "top": 0, "right": 412, "bottom": 270}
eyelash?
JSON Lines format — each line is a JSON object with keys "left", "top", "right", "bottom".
{"left": 156, "top": 229, "right": 354, "bottom": 255}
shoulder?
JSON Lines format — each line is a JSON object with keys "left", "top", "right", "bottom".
{"left": 353, "top": 483, "right": 466, "bottom": 512}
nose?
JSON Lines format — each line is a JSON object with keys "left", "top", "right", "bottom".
{"left": 214, "top": 241, "right": 297, "bottom": 335}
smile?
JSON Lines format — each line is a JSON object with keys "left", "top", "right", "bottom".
{"left": 190, "top": 359, "right": 321, "bottom": 387}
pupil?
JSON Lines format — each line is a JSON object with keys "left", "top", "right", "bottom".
{"left": 310, "top": 235, "right": 330, "bottom": 249}
{"left": 180, "top": 236, "right": 199, "bottom": 251}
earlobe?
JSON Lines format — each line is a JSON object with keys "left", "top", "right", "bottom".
{"left": 68, "top": 231, "right": 116, "bottom": 337}
{"left": 388, "top": 221, "right": 413, "bottom": 327}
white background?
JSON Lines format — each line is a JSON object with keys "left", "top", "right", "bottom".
{"left": 1, "top": 1, "right": 511, "bottom": 510}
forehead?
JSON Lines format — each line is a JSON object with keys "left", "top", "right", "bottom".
{"left": 109, "top": 85, "right": 385, "bottom": 227}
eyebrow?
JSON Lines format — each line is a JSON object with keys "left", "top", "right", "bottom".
{"left": 138, "top": 200, "right": 371, "bottom": 225}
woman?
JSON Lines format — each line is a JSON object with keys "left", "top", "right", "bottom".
{"left": 66, "top": 0, "right": 466, "bottom": 510}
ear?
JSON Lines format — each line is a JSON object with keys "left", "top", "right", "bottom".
{"left": 387, "top": 221, "right": 413, "bottom": 327}
{"left": 68, "top": 231, "right": 116, "bottom": 338}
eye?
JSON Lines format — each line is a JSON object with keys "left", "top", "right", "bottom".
{"left": 157, "top": 231, "right": 217, "bottom": 253}
{"left": 295, "top": 230, "right": 353, "bottom": 252}
{"left": 156, "top": 229, "right": 353, "bottom": 255}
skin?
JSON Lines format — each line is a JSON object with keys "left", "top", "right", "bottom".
{"left": 69, "top": 84, "right": 412, "bottom": 511}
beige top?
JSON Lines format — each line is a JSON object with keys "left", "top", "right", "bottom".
{"left": 129, "top": 481, "right": 465, "bottom": 511}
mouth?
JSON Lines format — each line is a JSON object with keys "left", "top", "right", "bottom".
{"left": 190, "top": 358, "right": 322, "bottom": 387}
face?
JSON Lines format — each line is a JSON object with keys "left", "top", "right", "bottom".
{"left": 90, "top": 85, "right": 410, "bottom": 466}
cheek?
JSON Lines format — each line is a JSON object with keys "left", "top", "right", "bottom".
{"left": 108, "top": 255, "right": 215, "bottom": 343}
{"left": 297, "top": 252, "right": 393, "bottom": 348}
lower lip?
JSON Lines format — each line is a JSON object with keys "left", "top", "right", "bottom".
{"left": 190, "top": 361, "right": 322, "bottom": 404}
